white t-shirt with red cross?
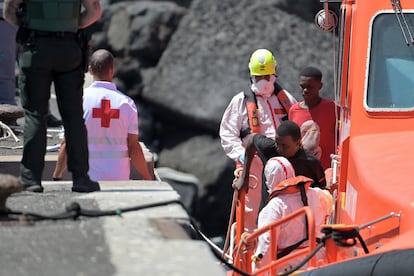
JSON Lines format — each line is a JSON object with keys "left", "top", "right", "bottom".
{"left": 83, "top": 81, "right": 138, "bottom": 181}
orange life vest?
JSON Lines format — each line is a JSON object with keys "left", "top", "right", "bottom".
{"left": 268, "top": 175, "right": 314, "bottom": 202}
{"left": 241, "top": 83, "right": 293, "bottom": 138}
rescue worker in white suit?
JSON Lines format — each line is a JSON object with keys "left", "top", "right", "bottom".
{"left": 53, "top": 49, "right": 152, "bottom": 181}
{"left": 219, "top": 48, "right": 297, "bottom": 231}
{"left": 252, "top": 156, "right": 332, "bottom": 274}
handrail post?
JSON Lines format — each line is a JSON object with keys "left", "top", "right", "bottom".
{"left": 243, "top": 207, "right": 317, "bottom": 274}
{"left": 234, "top": 185, "right": 247, "bottom": 274}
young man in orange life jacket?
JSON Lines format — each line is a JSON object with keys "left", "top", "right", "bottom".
{"left": 219, "top": 48, "right": 297, "bottom": 232}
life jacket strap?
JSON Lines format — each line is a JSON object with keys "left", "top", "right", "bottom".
{"left": 240, "top": 82, "right": 292, "bottom": 138}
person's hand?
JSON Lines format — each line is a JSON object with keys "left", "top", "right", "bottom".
{"left": 232, "top": 167, "right": 245, "bottom": 190}
{"left": 233, "top": 175, "right": 246, "bottom": 190}
{"left": 251, "top": 253, "right": 263, "bottom": 271}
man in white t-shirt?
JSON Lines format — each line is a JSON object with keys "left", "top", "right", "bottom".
{"left": 53, "top": 49, "right": 152, "bottom": 181}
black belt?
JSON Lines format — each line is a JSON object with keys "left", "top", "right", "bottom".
{"left": 30, "top": 30, "right": 77, "bottom": 38}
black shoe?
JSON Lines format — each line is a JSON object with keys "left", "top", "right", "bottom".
{"left": 47, "top": 114, "right": 63, "bottom": 127}
{"left": 23, "top": 184, "right": 44, "bottom": 193}
{"left": 72, "top": 176, "right": 100, "bottom": 193}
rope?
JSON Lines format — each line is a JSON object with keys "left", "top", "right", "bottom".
{"left": 0, "top": 121, "right": 20, "bottom": 142}
{"left": 222, "top": 189, "right": 238, "bottom": 258}
{"left": 223, "top": 167, "right": 244, "bottom": 259}
{"left": 234, "top": 167, "right": 243, "bottom": 178}
{"left": 222, "top": 167, "right": 244, "bottom": 257}
{"left": 331, "top": 228, "right": 369, "bottom": 254}
{"left": 223, "top": 167, "right": 259, "bottom": 257}
{"left": 231, "top": 231, "right": 253, "bottom": 276}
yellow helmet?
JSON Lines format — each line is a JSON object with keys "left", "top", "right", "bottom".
{"left": 248, "top": 49, "right": 277, "bottom": 76}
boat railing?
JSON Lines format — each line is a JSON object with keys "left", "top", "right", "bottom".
{"left": 232, "top": 206, "right": 316, "bottom": 275}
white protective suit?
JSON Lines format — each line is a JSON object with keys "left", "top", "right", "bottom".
{"left": 219, "top": 88, "right": 297, "bottom": 231}
{"left": 254, "top": 158, "right": 332, "bottom": 274}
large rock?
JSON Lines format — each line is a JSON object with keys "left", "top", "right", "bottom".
{"left": 93, "top": 1, "right": 186, "bottom": 64}
{"left": 155, "top": 132, "right": 234, "bottom": 236}
{"left": 92, "top": 1, "right": 187, "bottom": 100}
{"left": 0, "top": 104, "right": 24, "bottom": 125}
{"left": 0, "top": 174, "right": 22, "bottom": 212}
{"left": 142, "top": 0, "right": 335, "bottom": 134}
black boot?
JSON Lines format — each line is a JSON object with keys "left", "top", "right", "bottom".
{"left": 72, "top": 175, "right": 100, "bottom": 193}
{"left": 19, "top": 177, "right": 44, "bottom": 193}
{"left": 47, "top": 114, "right": 63, "bottom": 127}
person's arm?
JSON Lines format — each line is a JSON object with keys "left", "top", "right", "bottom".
{"left": 52, "top": 139, "right": 68, "bottom": 180}
{"left": 79, "top": 0, "right": 101, "bottom": 29}
{"left": 315, "top": 160, "right": 327, "bottom": 189}
{"left": 3, "top": 0, "right": 23, "bottom": 25}
{"left": 127, "top": 133, "right": 152, "bottom": 180}
{"left": 254, "top": 199, "right": 282, "bottom": 268}
{"left": 219, "top": 93, "right": 246, "bottom": 161}
{"left": 234, "top": 133, "right": 279, "bottom": 190}
{"left": 233, "top": 133, "right": 258, "bottom": 190}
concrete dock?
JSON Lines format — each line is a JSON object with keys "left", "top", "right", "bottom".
{"left": 0, "top": 180, "right": 226, "bottom": 276}
{"left": 0, "top": 127, "right": 226, "bottom": 275}
{"left": 0, "top": 72, "right": 226, "bottom": 275}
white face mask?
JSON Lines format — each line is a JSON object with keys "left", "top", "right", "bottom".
{"left": 251, "top": 75, "right": 276, "bottom": 97}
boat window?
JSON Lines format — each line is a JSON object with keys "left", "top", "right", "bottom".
{"left": 335, "top": 6, "right": 346, "bottom": 106}
{"left": 336, "top": 4, "right": 351, "bottom": 108}
{"left": 366, "top": 13, "right": 414, "bottom": 110}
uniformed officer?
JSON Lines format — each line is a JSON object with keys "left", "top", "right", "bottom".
{"left": 3, "top": 0, "right": 102, "bottom": 192}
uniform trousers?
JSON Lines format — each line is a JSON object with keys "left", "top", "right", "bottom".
{"left": 19, "top": 33, "right": 89, "bottom": 185}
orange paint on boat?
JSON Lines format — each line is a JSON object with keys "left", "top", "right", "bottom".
{"left": 227, "top": 0, "right": 414, "bottom": 274}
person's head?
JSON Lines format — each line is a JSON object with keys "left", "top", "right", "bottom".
{"left": 275, "top": 120, "right": 301, "bottom": 158}
{"left": 88, "top": 49, "right": 115, "bottom": 82}
{"left": 299, "top": 66, "right": 323, "bottom": 104}
{"left": 264, "top": 156, "right": 295, "bottom": 192}
{"left": 248, "top": 48, "right": 277, "bottom": 97}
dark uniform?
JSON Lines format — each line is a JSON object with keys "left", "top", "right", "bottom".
{"left": 252, "top": 134, "right": 326, "bottom": 189}
{"left": 17, "top": 0, "right": 99, "bottom": 192}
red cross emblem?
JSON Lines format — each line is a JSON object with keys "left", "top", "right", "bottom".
{"left": 92, "top": 99, "right": 120, "bottom": 128}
